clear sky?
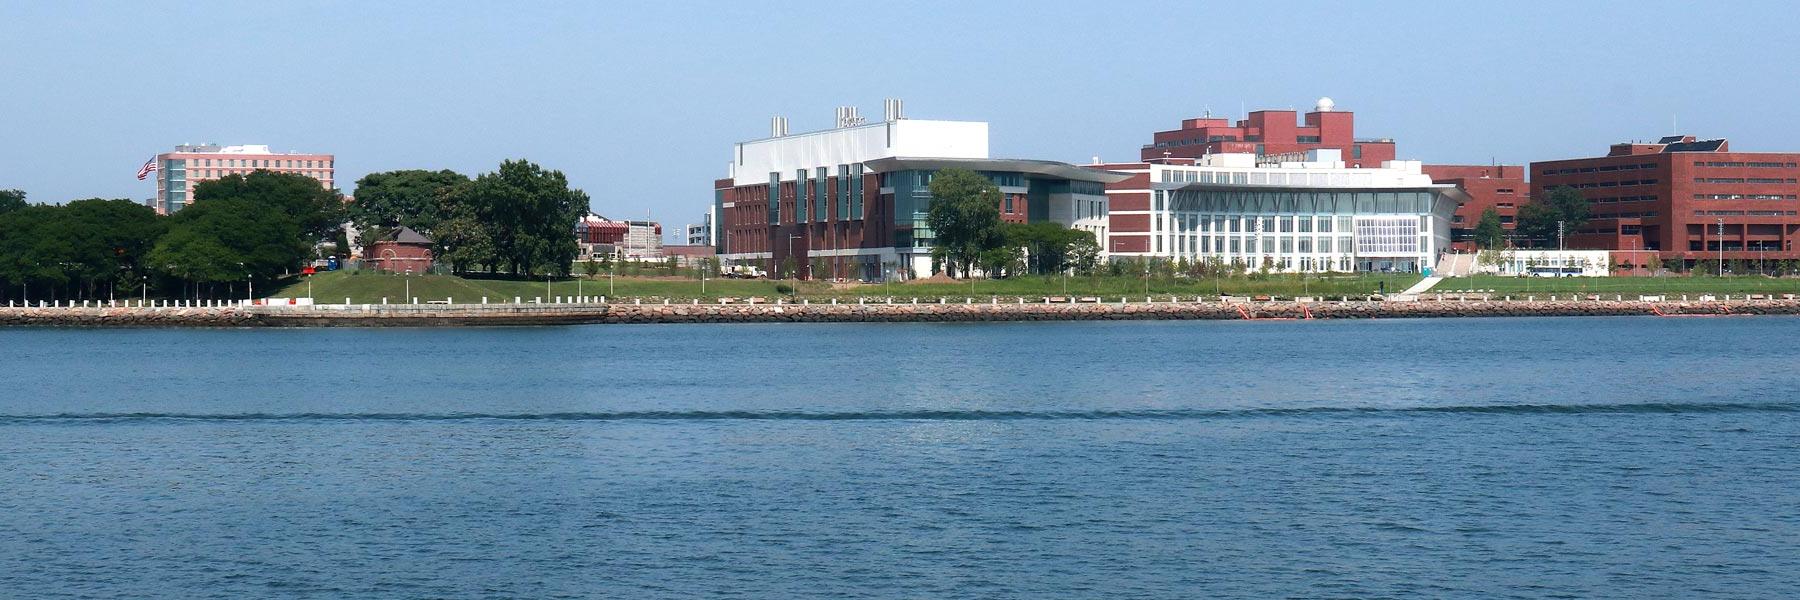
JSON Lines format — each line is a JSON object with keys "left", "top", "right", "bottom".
{"left": 4, "top": 0, "right": 1798, "bottom": 237}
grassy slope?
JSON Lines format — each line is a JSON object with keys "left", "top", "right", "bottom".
{"left": 1437, "top": 275, "right": 1800, "bottom": 296}
{"left": 271, "top": 271, "right": 1421, "bottom": 303}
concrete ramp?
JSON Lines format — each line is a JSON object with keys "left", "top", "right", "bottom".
{"left": 1387, "top": 276, "right": 1444, "bottom": 301}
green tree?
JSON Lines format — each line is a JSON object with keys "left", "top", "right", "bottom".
{"left": 925, "top": 169, "right": 1002, "bottom": 278}
{"left": 348, "top": 169, "right": 470, "bottom": 237}
{"left": 581, "top": 258, "right": 601, "bottom": 278}
{"left": 147, "top": 198, "right": 310, "bottom": 296}
{"left": 456, "top": 160, "right": 588, "bottom": 276}
{"left": 0, "top": 199, "right": 163, "bottom": 300}
{"left": 1515, "top": 186, "right": 1589, "bottom": 248}
{"left": 0, "top": 189, "right": 26, "bottom": 214}
{"left": 194, "top": 171, "right": 346, "bottom": 243}
{"left": 1473, "top": 207, "right": 1506, "bottom": 249}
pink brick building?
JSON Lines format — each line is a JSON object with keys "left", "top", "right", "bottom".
{"left": 151, "top": 144, "right": 334, "bottom": 214}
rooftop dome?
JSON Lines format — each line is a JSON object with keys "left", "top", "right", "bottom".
{"left": 1315, "top": 97, "right": 1336, "bottom": 112}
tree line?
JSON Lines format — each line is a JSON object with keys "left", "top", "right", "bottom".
{"left": 0, "top": 175, "right": 340, "bottom": 302}
{"left": 0, "top": 159, "right": 587, "bottom": 302}
{"left": 923, "top": 169, "right": 1100, "bottom": 279}
{"left": 348, "top": 160, "right": 587, "bottom": 277}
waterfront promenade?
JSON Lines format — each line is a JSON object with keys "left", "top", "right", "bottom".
{"left": 4, "top": 294, "right": 1799, "bottom": 326}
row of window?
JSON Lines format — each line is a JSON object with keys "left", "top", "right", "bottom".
{"left": 1591, "top": 211, "right": 1660, "bottom": 218}
{"left": 1698, "top": 161, "right": 1797, "bottom": 168}
{"left": 180, "top": 169, "right": 330, "bottom": 182}
{"left": 1158, "top": 169, "right": 1382, "bottom": 187}
{"left": 178, "top": 158, "right": 331, "bottom": 169}
{"left": 1158, "top": 235, "right": 1360, "bottom": 255}
{"left": 1542, "top": 163, "right": 1656, "bottom": 175}
{"left": 1695, "top": 194, "right": 1798, "bottom": 200}
{"left": 767, "top": 165, "right": 868, "bottom": 225}
{"left": 1157, "top": 214, "right": 1360, "bottom": 235}
{"left": 1591, "top": 195, "right": 1657, "bottom": 203}
{"left": 1693, "top": 210, "right": 1799, "bottom": 216}
{"left": 1154, "top": 135, "right": 1239, "bottom": 148}
{"left": 1694, "top": 177, "right": 1797, "bottom": 184}
{"left": 1563, "top": 179, "right": 1658, "bottom": 189}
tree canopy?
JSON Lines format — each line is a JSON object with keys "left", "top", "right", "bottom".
{"left": 0, "top": 189, "right": 26, "bottom": 214}
{"left": 1516, "top": 186, "right": 1589, "bottom": 248}
{"left": 1472, "top": 207, "right": 1506, "bottom": 250}
{"left": 348, "top": 169, "right": 470, "bottom": 239}
{"left": 459, "top": 160, "right": 589, "bottom": 276}
{"left": 0, "top": 198, "right": 163, "bottom": 301}
{"left": 147, "top": 197, "right": 310, "bottom": 287}
{"left": 194, "top": 170, "right": 346, "bottom": 242}
{"left": 925, "top": 169, "right": 1003, "bottom": 279}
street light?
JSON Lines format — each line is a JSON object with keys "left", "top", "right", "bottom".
{"left": 237, "top": 262, "right": 251, "bottom": 303}
{"left": 1717, "top": 218, "right": 1725, "bottom": 277}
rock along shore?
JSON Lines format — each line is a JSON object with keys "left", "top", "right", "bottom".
{"left": 3, "top": 297, "right": 1799, "bottom": 327}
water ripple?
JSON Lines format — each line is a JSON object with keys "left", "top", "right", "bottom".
{"left": 4, "top": 401, "right": 1796, "bottom": 424}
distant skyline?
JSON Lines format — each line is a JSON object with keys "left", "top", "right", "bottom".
{"left": 5, "top": 0, "right": 1800, "bottom": 238}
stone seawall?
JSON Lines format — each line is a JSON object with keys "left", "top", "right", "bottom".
{"left": 3, "top": 299, "right": 1799, "bottom": 327}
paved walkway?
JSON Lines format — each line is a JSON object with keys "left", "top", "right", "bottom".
{"left": 1388, "top": 276, "right": 1445, "bottom": 300}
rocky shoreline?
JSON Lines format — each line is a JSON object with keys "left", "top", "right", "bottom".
{"left": 3, "top": 298, "right": 1799, "bottom": 327}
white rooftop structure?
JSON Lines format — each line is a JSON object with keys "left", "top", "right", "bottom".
{"left": 728, "top": 118, "right": 987, "bottom": 186}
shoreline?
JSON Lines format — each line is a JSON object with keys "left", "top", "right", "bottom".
{"left": 4, "top": 298, "right": 1799, "bottom": 327}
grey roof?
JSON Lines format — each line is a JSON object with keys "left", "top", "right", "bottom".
{"left": 389, "top": 226, "right": 432, "bottom": 245}
{"left": 862, "top": 157, "right": 1133, "bottom": 184}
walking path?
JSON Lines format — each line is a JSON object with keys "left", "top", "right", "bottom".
{"left": 1389, "top": 276, "right": 1444, "bottom": 300}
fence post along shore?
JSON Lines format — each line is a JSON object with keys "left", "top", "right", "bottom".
{"left": 2, "top": 295, "right": 1798, "bottom": 327}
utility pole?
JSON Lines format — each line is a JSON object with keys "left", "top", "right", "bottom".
{"left": 1557, "top": 220, "right": 1565, "bottom": 252}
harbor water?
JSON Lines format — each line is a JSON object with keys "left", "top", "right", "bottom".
{"left": 3, "top": 317, "right": 1798, "bottom": 598}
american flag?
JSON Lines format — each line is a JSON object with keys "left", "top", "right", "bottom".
{"left": 135, "top": 157, "right": 157, "bottom": 181}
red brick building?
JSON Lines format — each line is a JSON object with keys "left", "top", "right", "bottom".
{"left": 1531, "top": 136, "right": 1800, "bottom": 268}
{"left": 1423, "top": 164, "right": 1528, "bottom": 250}
{"left": 367, "top": 226, "right": 433, "bottom": 273}
{"left": 1140, "top": 98, "right": 1396, "bottom": 168}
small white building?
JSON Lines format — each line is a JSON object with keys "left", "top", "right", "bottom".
{"left": 1475, "top": 249, "right": 1612, "bottom": 277}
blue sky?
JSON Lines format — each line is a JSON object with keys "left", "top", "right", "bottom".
{"left": 4, "top": 0, "right": 1798, "bottom": 235}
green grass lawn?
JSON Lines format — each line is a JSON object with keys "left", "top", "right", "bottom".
{"left": 1435, "top": 274, "right": 1800, "bottom": 296}
{"left": 271, "top": 270, "right": 1422, "bottom": 304}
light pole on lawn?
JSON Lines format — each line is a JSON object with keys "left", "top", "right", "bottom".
{"left": 1717, "top": 218, "right": 1725, "bottom": 277}
{"left": 237, "top": 262, "right": 251, "bottom": 303}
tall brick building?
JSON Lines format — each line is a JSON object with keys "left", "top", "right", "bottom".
{"left": 1423, "top": 164, "right": 1528, "bottom": 249}
{"left": 1531, "top": 136, "right": 1800, "bottom": 268}
{"left": 1140, "top": 98, "right": 1397, "bottom": 168}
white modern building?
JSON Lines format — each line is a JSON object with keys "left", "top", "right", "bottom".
{"left": 1097, "top": 149, "right": 1467, "bottom": 274}
{"left": 1473, "top": 249, "right": 1612, "bottom": 277}
{"left": 714, "top": 101, "right": 1126, "bottom": 280}
{"left": 687, "top": 210, "right": 713, "bottom": 247}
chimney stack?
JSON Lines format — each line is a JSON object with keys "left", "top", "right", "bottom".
{"left": 883, "top": 98, "right": 905, "bottom": 122}
{"left": 770, "top": 116, "right": 789, "bottom": 137}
